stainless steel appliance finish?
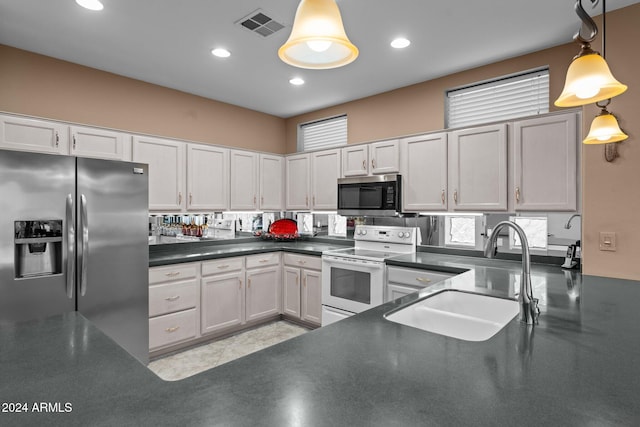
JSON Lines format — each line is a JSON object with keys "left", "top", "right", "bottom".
{"left": 337, "top": 174, "right": 402, "bottom": 217}
{"left": 0, "top": 149, "right": 149, "bottom": 364}
{"left": 321, "top": 225, "right": 417, "bottom": 326}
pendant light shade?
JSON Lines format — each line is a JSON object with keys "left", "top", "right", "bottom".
{"left": 554, "top": 50, "right": 628, "bottom": 107}
{"left": 583, "top": 106, "right": 628, "bottom": 144}
{"left": 278, "top": 0, "right": 359, "bottom": 69}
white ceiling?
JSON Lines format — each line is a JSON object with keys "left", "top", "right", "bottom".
{"left": 0, "top": 0, "right": 638, "bottom": 118}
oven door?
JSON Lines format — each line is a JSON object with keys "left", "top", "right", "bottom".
{"left": 322, "top": 255, "right": 385, "bottom": 314}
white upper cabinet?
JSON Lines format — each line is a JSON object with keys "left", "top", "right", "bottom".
{"left": 133, "top": 135, "right": 186, "bottom": 211}
{"left": 448, "top": 124, "right": 508, "bottom": 211}
{"left": 259, "top": 154, "right": 284, "bottom": 211}
{"left": 400, "top": 132, "right": 448, "bottom": 212}
{"left": 70, "top": 125, "right": 129, "bottom": 160}
{"left": 187, "top": 144, "right": 229, "bottom": 211}
{"left": 311, "top": 149, "right": 341, "bottom": 210}
{"left": 512, "top": 113, "right": 578, "bottom": 211}
{"left": 342, "top": 140, "right": 399, "bottom": 177}
{"left": 369, "top": 140, "right": 400, "bottom": 174}
{"left": 286, "top": 153, "right": 311, "bottom": 210}
{"left": 0, "top": 114, "right": 68, "bottom": 155}
{"left": 230, "top": 150, "right": 259, "bottom": 211}
{"left": 342, "top": 144, "right": 369, "bottom": 177}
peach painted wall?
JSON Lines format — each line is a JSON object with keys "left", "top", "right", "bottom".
{"left": 284, "top": 44, "right": 577, "bottom": 152}
{"left": 284, "top": 3, "right": 640, "bottom": 280}
{"left": 0, "top": 45, "right": 286, "bottom": 154}
{"left": 580, "top": 6, "right": 640, "bottom": 280}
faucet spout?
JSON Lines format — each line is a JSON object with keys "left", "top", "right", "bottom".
{"left": 484, "top": 221, "right": 539, "bottom": 324}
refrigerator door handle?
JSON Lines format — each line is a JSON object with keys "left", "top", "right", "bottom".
{"left": 79, "top": 194, "right": 89, "bottom": 296}
{"left": 65, "top": 194, "right": 75, "bottom": 299}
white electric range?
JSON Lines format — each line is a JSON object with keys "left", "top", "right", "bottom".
{"left": 321, "top": 225, "right": 418, "bottom": 326}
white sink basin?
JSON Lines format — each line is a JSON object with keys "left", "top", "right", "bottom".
{"left": 385, "top": 290, "right": 519, "bottom": 341}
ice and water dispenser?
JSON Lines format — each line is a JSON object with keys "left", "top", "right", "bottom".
{"left": 14, "top": 220, "right": 63, "bottom": 278}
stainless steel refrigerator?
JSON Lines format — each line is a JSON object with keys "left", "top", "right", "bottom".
{"left": 0, "top": 149, "right": 149, "bottom": 364}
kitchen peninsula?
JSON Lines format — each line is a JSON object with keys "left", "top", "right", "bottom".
{"left": 2, "top": 248, "right": 639, "bottom": 426}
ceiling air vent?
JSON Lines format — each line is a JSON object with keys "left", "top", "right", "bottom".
{"left": 236, "top": 9, "right": 285, "bottom": 38}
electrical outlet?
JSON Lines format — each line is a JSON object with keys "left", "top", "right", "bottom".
{"left": 599, "top": 232, "right": 617, "bottom": 251}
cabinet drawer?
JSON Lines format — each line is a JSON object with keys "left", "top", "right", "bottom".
{"left": 149, "top": 279, "right": 198, "bottom": 317}
{"left": 283, "top": 253, "right": 321, "bottom": 270}
{"left": 202, "top": 257, "right": 243, "bottom": 276}
{"left": 149, "top": 263, "right": 198, "bottom": 285}
{"left": 149, "top": 309, "right": 197, "bottom": 350}
{"left": 387, "top": 267, "right": 454, "bottom": 287}
{"left": 246, "top": 252, "right": 280, "bottom": 269}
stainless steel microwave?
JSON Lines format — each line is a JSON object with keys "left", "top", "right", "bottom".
{"left": 337, "top": 174, "right": 401, "bottom": 216}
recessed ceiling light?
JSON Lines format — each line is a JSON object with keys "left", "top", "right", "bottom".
{"left": 391, "top": 38, "right": 411, "bottom": 49}
{"left": 289, "top": 78, "right": 305, "bottom": 86}
{"left": 75, "top": 0, "right": 104, "bottom": 11}
{"left": 211, "top": 48, "right": 231, "bottom": 58}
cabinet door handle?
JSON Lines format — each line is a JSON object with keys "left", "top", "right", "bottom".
{"left": 254, "top": 195, "right": 257, "bottom": 206}
{"left": 72, "top": 135, "right": 77, "bottom": 150}
{"left": 362, "top": 160, "right": 366, "bottom": 170}
{"left": 303, "top": 277, "right": 306, "bottom": 287}
{"left": 312, "top": 196, "right": 315, "bottom": 206}
{"left": 248, "top": 278, "right": 251, "bottom": 288}
{"left": 165, "top": 326, "right": 180, "bottom": 333}
{"left": 178, "top": 192, "right": 182, "bottom": 205}
{"left": 189, "top": 193, "right": 193, "bottom": 205}
{"left": 165, "top": 295, "right": 180, "bottom": 301}
{"left": 453, "top": 190, "right": 458, "bottom": 204}
{"left": 217, "top": 264, "right": 229, "bottom": 269}
{"left": 261, "top": 196, "right": 264, "bottom": 206}
{"left": 305, "top": 196, "right": 309, "bottom": 207}
{"left": 239, "top": 279, "right": 242, "bottom": 289}
{"left": 372, "top": 159, "right": 376, "bottom": 169}
{"left": 296, "top": 274, "right": 299, "bottom": 284}
{"left": 259, "top": 259, "right": 269, "bottom": 263}
{"left": 165, "top": 272, "right": 180, "bottom": 277}
{"left": 515, "top": 187, "right": 521, "bottom": 203}
{"left": 298, "top": 260, "right": 306, "bottom": 265}
{"left": 55, "top": 131, "right": 59, "bottom": 148}
{"left": 441, "top": 190, "right": 445, "bottom": 204}
{"left": 416, "top": 277, "right": 432, "bottom": 284}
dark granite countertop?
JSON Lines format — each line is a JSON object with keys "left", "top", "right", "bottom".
{"left": 3, "top": 249, "right": 640, "bottom": 426}
{"left": 148, "top": 238, "right": 352, "bottom": 267}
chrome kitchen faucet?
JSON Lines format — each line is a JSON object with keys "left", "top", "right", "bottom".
{"left": 484, "top": 221, "right": 539, "bottom": 325}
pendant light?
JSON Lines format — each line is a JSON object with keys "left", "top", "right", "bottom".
{"left": 278, "top": 0, "right": 359, "bottom": 69}
{"left": 554, "top": 0, "right": 627, "bottom": 107}
{"left": 583, "top": 100, "right": 628, "bottom": 144}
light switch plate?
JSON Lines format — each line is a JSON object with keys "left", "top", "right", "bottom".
{"left": 599, "top": 232, "right": 617, "bottom": 251}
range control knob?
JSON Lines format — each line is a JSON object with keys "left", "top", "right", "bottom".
{"left": 361, "top": 229, "right": 367, "bottom": 235}
{"left": 398, "top": 232, "right": 404, "bottom": 238}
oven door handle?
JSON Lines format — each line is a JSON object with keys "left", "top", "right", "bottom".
{"left": 323, "top": 256, "right": 384, "bottom": 270}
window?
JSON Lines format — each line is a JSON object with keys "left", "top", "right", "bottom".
{"left": 444, "top": 215, "right": 476, "bottom": 248}
{"left": 446, "top": 68, "right": 549, "bottom": 129}
{"left": 511, "top": 216, "right": 548, "bottom": 250}
{"left": 298, "top": 115, "right": 347, "bottom": 152}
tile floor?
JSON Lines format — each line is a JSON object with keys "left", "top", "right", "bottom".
{"left": 148, "top": 321, "right": 309, "bottom": 381}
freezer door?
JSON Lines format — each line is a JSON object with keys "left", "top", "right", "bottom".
{"left": 76, "top": 157, "right": 149, "bottom": 364}
{"left": 0, "top": 149, "right": 76, "bottom": 321}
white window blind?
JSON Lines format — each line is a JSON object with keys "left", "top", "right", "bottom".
{"left": 298, "top": 115, "right": 347, "bottom": 151}
{"left": 446, "top": 68, "right": 549, "bottom": 129}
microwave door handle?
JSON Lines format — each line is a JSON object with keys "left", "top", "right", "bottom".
{"left": 65, "top": 194, "right": 75, "bottom": 299}
{"left": 79, "top": 194, "right": 89, "bottom": 296}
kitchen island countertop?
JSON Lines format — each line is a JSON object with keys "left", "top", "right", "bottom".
{"left": 2, "top": 251, "right": 640, "bottom": 426}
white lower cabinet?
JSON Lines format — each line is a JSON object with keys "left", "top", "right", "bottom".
{"left": 283, "top": 253, "right": 322, "bottom": 326}
{"left": 201, "top": 258, "right": 244, "bottom": 335}
{"left": 245, "top": 253, "right": 281, "bottom": 322}
{"left": 386, "top": 266, "right": 455, "bottom": 301}
{"left": 148, "top": 263, "right": 200, "bottom": 351}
